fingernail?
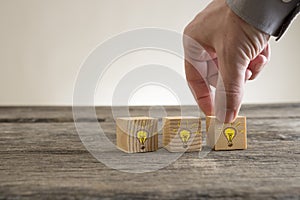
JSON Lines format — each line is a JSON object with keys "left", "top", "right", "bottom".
{"left": 245, "top": 69, "right": 252, "bottom": 81}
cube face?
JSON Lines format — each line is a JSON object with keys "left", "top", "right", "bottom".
{"left": 116, "top": 117, "right": 158, "bottom": 153}
{"left": 163, "top": 116, "right": 202, "bottom": 152}
{"left": 206, "top": 116, "right": 247, "bottom": 150}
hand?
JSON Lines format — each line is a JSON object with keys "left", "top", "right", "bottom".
{"left": 183, "top": 0, "right": 270, "bottom": 122}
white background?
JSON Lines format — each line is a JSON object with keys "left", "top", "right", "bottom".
{"left": 0, "top": 0, "right": 299, "bottom": 106}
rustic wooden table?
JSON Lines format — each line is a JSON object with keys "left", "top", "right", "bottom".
{"left": 0, "top": 104, "right": 299, "bottom": 199}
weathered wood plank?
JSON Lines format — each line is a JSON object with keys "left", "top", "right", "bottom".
{"left": 0, "top": 103, "right": 299, "bottom": 122}
{"left": 0, "top": 105, "right": 299, "bottom": 199}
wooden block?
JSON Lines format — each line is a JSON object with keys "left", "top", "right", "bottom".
{"left": 116, "top": 117, "right": 158, "bottom": 153}
{"left": 206, "top": 116, "right": 247, "bottom": 150}
{"left": 163, "top": 116, "right": 202, "bottom": 152}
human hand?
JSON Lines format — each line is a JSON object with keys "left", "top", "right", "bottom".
{"left": 183, "top": 0, "right": 270, "bottom": 123}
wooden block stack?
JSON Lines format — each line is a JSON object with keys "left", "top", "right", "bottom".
{"left": 163, "top": 116, "right": 202, "bottom": 152}
{"left": 116, "top": 117, "right": 158, "bottom": 153}
{"left": 206, "top": 116, "right": 247, "bottom": 150}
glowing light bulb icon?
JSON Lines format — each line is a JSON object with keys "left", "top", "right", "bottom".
{"left": 179, "top": 129, "right": 191, "bottom": 148}
{"left": 223, "top": 127, "right": 236, "bottom": 147}
{"left": 137, "top": 130, "right": 148, "bottom": 150}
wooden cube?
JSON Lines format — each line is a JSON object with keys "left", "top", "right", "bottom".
{"left": 116, "top": 117, "right": 158, "bottom": 153}
{"left": 206, "top": 116, "right": 247, "bottom": 150}
{"left": 163, "top": 116, "right": 202, "bottom": 152}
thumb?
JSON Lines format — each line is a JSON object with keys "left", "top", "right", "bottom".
{"left": 215, "top": 53, "right": 249, "bottom": 123}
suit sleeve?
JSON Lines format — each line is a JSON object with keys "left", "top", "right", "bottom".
{"left": 226, "top": 0, "right": 300, "bottom": 40}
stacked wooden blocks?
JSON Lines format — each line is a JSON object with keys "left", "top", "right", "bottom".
{"left": 116, "top": 117, "right": 158, "bottom": 153}
{"left": 206, "top": 116, "right": 247, "bottom": 150}
{"left": 163, "top": 117, "right": 202, "bottom": 152}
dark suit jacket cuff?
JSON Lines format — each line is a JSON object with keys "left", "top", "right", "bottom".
{"left": 226, "top": 0, "right": 300, "bottom": 40}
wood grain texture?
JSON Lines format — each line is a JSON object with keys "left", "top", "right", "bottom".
{"left": 0, "top": 103, "right": 299, "bottom": 121}
{"left": 116, "top": 117, "right": 158, "bottom": 153}
{"left": 206, "top": 116, "right": 247, "bottom": 150}
{"left": 163, "top": 116, "right": 201, "bottom": 152}
{"left": 0, "top": 104, "right": 299, "bottom": 199}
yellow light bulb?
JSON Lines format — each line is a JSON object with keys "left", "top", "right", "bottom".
{"left": 223, "top": 127, "right": 236, "bottom": 147}
{"left": 137, "top": 130, "right": 148, "bottom": 145}
{"left": 179, "top": 129, "right": 191, "bottom": 148}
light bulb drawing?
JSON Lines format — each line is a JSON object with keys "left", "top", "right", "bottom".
{"left": 223, "top": 127, "right": 236, "bottom": 147}
{"left": 133, "top": 119, "right": 153, "bottom": 150}
{"left": 173, "top": 120, "right": 200, "bottom": 148}
{"left": 179, "top": 129, "right": 191, "bottom": 148}
{"left": 137, "top": 130, "right": 148, "bottom": 150}
{"left": 220, "top": 121, "right": 244, "bottom": 147}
